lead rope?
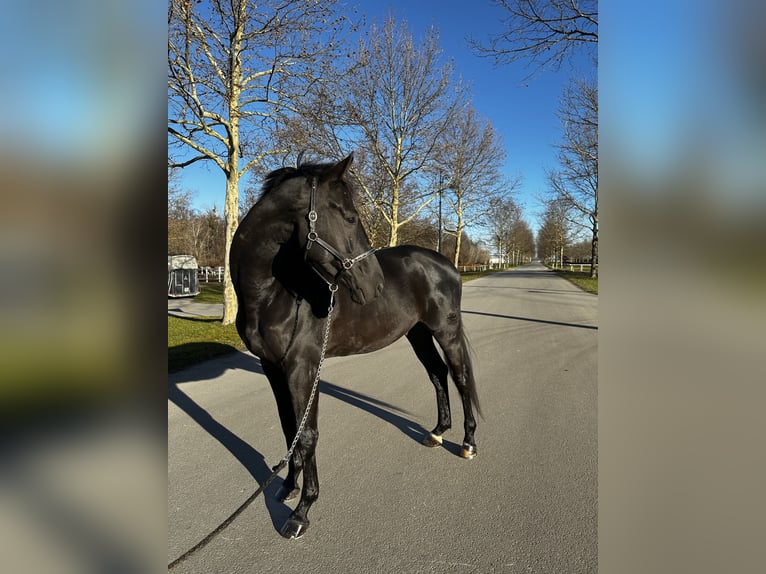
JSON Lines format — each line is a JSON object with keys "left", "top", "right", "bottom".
{"left": 168, "top": 285, "right": 338, "bottom": 570}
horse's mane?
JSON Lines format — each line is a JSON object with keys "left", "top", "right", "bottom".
{"left": 259, "top": 161, "right": 340, "bottom": 200}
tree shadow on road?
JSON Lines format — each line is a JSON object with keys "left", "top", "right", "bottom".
{"left": 462, "top": 310, "right": 597, "bottom": 330}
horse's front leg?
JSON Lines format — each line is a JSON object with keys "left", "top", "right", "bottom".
{"left": 261, "top": 360, "right": 301, "bottom": 502}
{"left": 280, "top": 414, "right": 319, "bottom": 539}
{"left": 279, "top": 359, "right": 322, "bottom": 539}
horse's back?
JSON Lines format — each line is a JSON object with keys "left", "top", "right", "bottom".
{"left": 376, "top": 245, "right": 462, "bottom": 301}
{"left": 327, "top": 245, "right": 462, "bottom": 356}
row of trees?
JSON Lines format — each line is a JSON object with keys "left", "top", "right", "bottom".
{"left": 535, "top": 77, "right": 597, "bottom": 273}
{"left": 537, "top": 77, "right": 598, "bottom": 274}
{"left": 486, "top": 196, "right": 535, "bottom": 265}
{"left": 170, "top": 176, "right": 493, "bottom": 269}
{"left": 469, "top": 1, "right": 598, "bottom": 276}
{"left": 169, "top": 1, "right": 598, "bottom": 322}
{"left": 169, "top": 1, "right": 528, "bottom": 323}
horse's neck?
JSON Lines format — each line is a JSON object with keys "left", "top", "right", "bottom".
{"left": 244, "top": 200, "right": 331, "bottom": 312}
{"left": 246, "top": 200, "right": 292, "bottom": 257}
{"left": 242, "top": 199, "right": 305, "bottom": 295}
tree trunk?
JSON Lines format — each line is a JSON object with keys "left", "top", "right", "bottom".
{"left": 389, "top": 183, "right": 400, "bottom": 247}
{"left": 221, "top": 15, "right": 242, "bottom": 326}
{"left": 453, "top": 202, "right": 463, "bottom": 268}
{"left": 221, "top": 105, "right": 240, "bottom": 325}
{"left": 590, "top": 219, "right": 598, "bottom": 278}
{"left": 221, "top": 169, "right": 240, "bottom": 325}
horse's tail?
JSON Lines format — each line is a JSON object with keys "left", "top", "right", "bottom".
{"left": 460, "top": 328, "right": 483, "bottom": 420}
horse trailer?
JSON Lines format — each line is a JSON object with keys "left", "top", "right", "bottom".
{"left": 168, "top": 254, "right": 200, "bottom": 297}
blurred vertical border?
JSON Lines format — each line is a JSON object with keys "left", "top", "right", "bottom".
{"left": 1, "top": 1, "right": 764, "bottom": 572}
{"left": 600, "top": 1, "right": 765, "bottom": 573}
{"left": 0, "top": 1, "right": 167, "bottom": 572}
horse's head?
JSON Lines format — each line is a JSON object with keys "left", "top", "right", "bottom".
{"left": 292, "top": 153, "right": 384, "bottom": 305}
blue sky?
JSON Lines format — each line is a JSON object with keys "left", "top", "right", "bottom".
{"left": 175, "top": 0, "right": 595, "bottom": 238}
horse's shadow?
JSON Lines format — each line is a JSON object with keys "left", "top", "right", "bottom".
{"left": 168, "top": 353, "right": 293, "bottom": 535}
{"left": 319, "top": 381, "right": 465, "bottom": 457}
{"left": 169, "top": 352, "right": 448, "bottom": 541}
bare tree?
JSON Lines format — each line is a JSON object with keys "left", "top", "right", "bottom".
{"left": 537, "top": 198, "right": 571, "bottom": 267}
{"left": 469, "top": 0, "right": 597, "bottom": 75}
{"left": 168, "top": 0, "right": 351, "bottom": 323}
{"left": 168, "top": 168, "right": 194, "bottom": 220}
{"left": 434, "top": 106, "right": 513, "bottom": 266}
{"left": 548, "top": 77, "right": 597, "bottom": 276}
{"left": 168, "top": 167, "right": 196, "bottom": 255}
{"left": 506, "top": 218, "right": 535, "bottom": 265}
{"left": 337, "top": 17, "right": 467, "bottom": 246}
{"left": 169, "top": 157, "right": 227, "bottom": 265}
{"left": 485, "top": 195, "right": 522, "bottom": 266}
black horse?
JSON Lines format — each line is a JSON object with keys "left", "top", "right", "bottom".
{"left": 230, "top": 153, "right": 480, "bottom": 539}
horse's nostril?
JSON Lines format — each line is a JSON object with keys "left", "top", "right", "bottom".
{"left": 376, "top": 283, "right": 384, "bottom": 295}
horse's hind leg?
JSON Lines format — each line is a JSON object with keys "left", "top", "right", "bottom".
{"left": 406, "top": 323, "right": 452, "bottom": 447}
{"left": 433, "top": 327, "right": 479, "bottom": 460}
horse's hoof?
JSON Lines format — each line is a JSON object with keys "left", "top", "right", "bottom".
{"left": 276, "top": 485, "right": 300, "bottom": 502}
{"left": 280, "top": 518, "right": 308, "bottom": 539}
{"left": 461, "top": 443, "right": 477, "bottom": 460}
{"left": 422, "top": 433, "right": 443, "bottom": 448}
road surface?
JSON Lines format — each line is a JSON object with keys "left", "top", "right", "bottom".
{"left": 168, "top": 262, "right": 597, "bottom": 573}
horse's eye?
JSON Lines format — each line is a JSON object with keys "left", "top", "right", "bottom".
{"left": 346, "top": 216, "right": 356, "bottom": 224}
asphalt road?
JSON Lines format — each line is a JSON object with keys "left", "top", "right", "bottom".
{"left": 168, "top": 262, "right": 597, "bottom": 573}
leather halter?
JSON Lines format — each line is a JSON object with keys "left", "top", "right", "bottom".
{"left": 304, "top": 177, "right": 376, "bottom": 287}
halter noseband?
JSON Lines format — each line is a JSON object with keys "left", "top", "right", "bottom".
{"left": 304, "top": 177, "right": 376, "bottom": 286}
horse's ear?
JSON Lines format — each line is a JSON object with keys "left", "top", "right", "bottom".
{"left": 326, "top": 153, "right": 354, "bottom": 181}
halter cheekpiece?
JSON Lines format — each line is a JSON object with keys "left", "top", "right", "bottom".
{"left": 304, "top": 177, "right": 376, "bottom": 286}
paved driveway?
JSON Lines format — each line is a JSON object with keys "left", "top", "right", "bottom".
{"left": 168, "top": 263, "right": 597, "bottom": 573}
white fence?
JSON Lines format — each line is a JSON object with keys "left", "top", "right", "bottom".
{"left": 198, "top": 267, "right": 224, "bottom": 282}
{"left": 197, "top": 264, "right": 519, "bottom": 279}
{"left": 566, "top": 263, "right": 598, "bottom": 274}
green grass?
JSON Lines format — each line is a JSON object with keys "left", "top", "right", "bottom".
{"left": 168, "top": 315, "right": 246, "bottom": 372}
{"left": 194, "top": 282, "right": 224, "bottom": 303}
{"left": 553, "top": 269, "right": 598, "bottom": 294}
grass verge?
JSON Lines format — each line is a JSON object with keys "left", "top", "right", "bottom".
{"left": 168, "top": 315, "right": 246, "bottom": 372}
{"left": 194, "top": 282, "right": 224, "bottom": 303}
{"left": 460, "top": 268, "right": 511, "bottom": 282}
{"left": 552, "top": 269, "right": 598, "bottom": 294}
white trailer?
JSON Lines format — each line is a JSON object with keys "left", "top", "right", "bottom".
{"left": 168, "top": 254, "right": 200, "bottom": 297}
